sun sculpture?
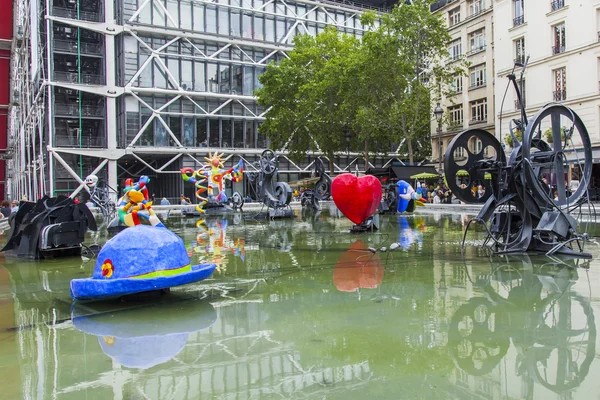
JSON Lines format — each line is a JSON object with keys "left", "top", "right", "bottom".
{"left": 180, "top": 152, "right": 244, "bottom": 213}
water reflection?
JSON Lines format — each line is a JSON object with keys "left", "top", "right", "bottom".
{"left": 448, "top": 255, "right": 595, "bottom": 398}
{"left": 188, "top": 217, "right": 245, "bottom": 272}
{"left": 333, "top": 241, "right": 384, "bottom": 292}
{"left": 72, "top": 299, "right": 216, "bottom": 369}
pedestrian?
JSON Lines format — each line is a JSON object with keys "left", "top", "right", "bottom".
{"left": 1, "top": 200, "right": 11, "bottom": 218}
{"left": 180, "top": 194, "right": 191, "bottom": 205}
{"left": 433, "top": 191, "right": 443, "bottom": 204}
{"left": 10, "top": 200, "right": 18, "bottom": 214}
{"left": 477, "top": 184, "right": 485, "bottom": 199}
{"left": 421, "top": 183, "right": 429, "bottom": 201}
{"left": 160, "top": 197, "right": 171, "bottom": 206}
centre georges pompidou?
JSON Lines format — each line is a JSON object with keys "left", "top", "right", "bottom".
{"left": 10, "top": 0, "right": 399, "bottom": 200}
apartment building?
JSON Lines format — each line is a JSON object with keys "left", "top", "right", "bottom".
{"left": 494, "top": 0, "right": 600, "bottom": 185}
{"left": 430, "top": 0, "right": 495, "bottom": 174}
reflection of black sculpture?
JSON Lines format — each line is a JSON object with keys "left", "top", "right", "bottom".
{"left": 445, "top": 60, "right": 592, "bottom": 257}
{"left": 300, "top": 158, "right": 331, "bottom": 211}
{"left": 1, "top": 196, "right": 97, "bottom": 258}
{"left": 257, "top": 149, "right": 295, "bottom": 219}
{"left": 449, "top": 255, "right": 595, "bottom": 396}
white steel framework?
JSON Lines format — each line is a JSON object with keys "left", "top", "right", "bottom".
{"left": 10, "top": 0, "right": 403, "bottom": 200}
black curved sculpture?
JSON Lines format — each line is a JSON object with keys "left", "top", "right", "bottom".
{"left": 300, "top": 158, "right": 331, "bottom": 211}
{"left": 1, "top": 196, "right": 97, "bottom": 259}
{"left": 445, "top": 60, "right": 592, "bottom": 257}
{"left": 257, "top": 149, "right": 295, "bottom": 219}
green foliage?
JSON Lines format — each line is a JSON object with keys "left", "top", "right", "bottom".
{"left": 256, "top": 0, "right": 465, "bottom": 164}
{"left": 504, "top": 129, "right": 522, "bottom": 147}
{"left": 543, "top": 126, "right": 567, "bottom": 143}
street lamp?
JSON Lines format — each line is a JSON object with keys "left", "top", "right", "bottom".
{"left": 433, "top": 102, "right": 444, "bottom": 182}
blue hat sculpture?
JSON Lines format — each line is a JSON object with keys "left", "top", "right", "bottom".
{"left": 70, "top": 225, "right": 216, "bottom": 301}
{"left": 72, "top": 300, "right": 217, "bottom": 369}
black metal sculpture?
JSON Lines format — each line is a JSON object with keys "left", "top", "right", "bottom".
{"left": 256, "top": 149, "right": 295, "bottom": 219}
{"left": 300, "top": 158, "right": 332, "bottom": 211}
{"left": 445, "top": 58, "right": 592, "bottom": 257}
{"left": 1, "top": 196, "right": 97, "bottom": 259}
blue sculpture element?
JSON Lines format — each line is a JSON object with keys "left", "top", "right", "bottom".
{"left": 72, "top": 300, "right": 216, "bottom": 369}
{"left": 70, "top": 225, "right": 216, "bottom": 301}
{"left": 396, "top": 180, "right": 425, "bottom": 213}
{"left": 398, "top": 216, "right": 424, "bottom": 250}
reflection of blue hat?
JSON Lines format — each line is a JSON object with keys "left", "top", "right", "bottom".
{"left": 70, "top": 225, "right": 216, "bottom": 301}
{"left": 72, "top": 300, "right": 216, "bottom": 369}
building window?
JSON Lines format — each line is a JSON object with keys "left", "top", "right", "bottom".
{"left": 450, "top": 74, "right": 463, "bottom": 93}
{"left": 470, "top": 98, "right": 487, "bottom": 123}
{"left": 514, "top": 37, "right": 525, "bottom": 64}
{"left": 448, "top": 38, "right": 462, "bottom": 61}
{"left": 469, "top": 64, "right": 486, "bottom": 88}
{"left": 513, "top": 0, "right": 525, "bottom": 26}
{"left": 469, "top": 29, "right": 485, "bottom": 52}
{"left": 468, "top": 0, "right": 485, "bottom": 17}
{"left": 449, "top": 7, "right": 461, "bottom": 26}
{"left": 551, "top": 0, "right": 565, "bottom": 12}
{"left": 553, "top": 67, "right": 566, "bottom": 101}
{"left": 553, "top": 22, "right": 566, "bottom": 54}
{"left": 449, "top": 105, "right": 463, "bottom": 128}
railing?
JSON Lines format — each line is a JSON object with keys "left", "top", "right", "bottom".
{"left": 470, "top": 80, "right": 486, "bottom": 89}
{"left": 514, "top": 55, "right": 526, "bottom": 65}
{"left": 55, "top": 104, "right": 105, "bottom": 117}
{"left": 469, "top": 117, "right": 487, "bottom": 125}
{"left": 513, "top": 15, "right": 525, "bottom": 27}
{"left": 515, "top": 99, "right": 521, "bottom": 110}
{"left": 321, "top": 0, "right": 391, "bottom": 12}
{"left": 466, "top": 46, "right": 486, "bottom": 56}
{"left": 53, "top": 39, "right": 103, "bottom": 56}
{"left": 552, "top": 45, "right": 565, "bottom": 54}
{"left": 553, "top": 90, "right": 566, "bottom": 101}
{"left": 551, "top": 0, "right": 565, "bottom": 11}
{"left": 52, "top": 7, "right": 103, "bottom": 22}
{"left": 447, "top": 53, "right": 462, "bottom": 63}
{"left": 54, "top": 134, "right": 107, "bottom": 148}
{"left": 54, "top": 71, "right": 105, "bottom": 85}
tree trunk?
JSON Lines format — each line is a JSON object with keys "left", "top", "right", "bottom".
{"left": 364, "top": 140, "right": 369, "bottom": 171}
{"left": 407, "top": 136, "right": 414, "bottom": 165}
{"left": 328, "top": 150, "right": 335, "bottom": 177}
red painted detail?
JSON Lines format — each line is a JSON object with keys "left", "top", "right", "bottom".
{"left": 331, "top": 173, "right": 382, "bottom": 225}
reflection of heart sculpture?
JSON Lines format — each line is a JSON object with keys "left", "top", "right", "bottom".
{"left": 333, "top": 241, "right": 384, "bottom": 292}
{"left": 331, "top": 174, "right": 382, "bottom": 225}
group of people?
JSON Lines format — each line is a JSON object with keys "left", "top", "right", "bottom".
{"left": 419, "top": 183, "right": 461, "bottom": 204}
{"left": 0, "top": 200, "right": 19, "bottom": 218}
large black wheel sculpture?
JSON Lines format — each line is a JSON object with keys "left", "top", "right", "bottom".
{"left": 445, "top": 100, "right": 592, "bottom": 257}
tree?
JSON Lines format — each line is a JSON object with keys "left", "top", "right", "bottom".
{"left": 257, "top": 0, "right": 465, "bottom": 167}
{"left": 256, "top": 28, "right": 360, "bottom": 173}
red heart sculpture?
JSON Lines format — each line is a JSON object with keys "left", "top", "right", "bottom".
{"left": 332, "top": 173, "right": 382, "bottom": 225}
{"left": 333, "top": 241, "right": 384, "bottom": 292}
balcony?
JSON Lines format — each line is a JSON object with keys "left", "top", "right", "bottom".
{"left": 466, "top": 45, "right": 486, "bottom": 56}
{"left": 447, "top": 54, "right": 462, "bottom": 63}
{"left": 55, "top": 104, "right": 105, "bottom": 117}
{"left": 553, "top": 90, "right": 566, "bottom": 101}
{"left": 53, "top": 39, "right": 103, "bottom": 56}
{"left": 52, "top": 7, "right": 103, "bottom": 22}
{"left": 552, "top": 45, "right": 565, "bottom": 55}
{"left": 514, "top": 55, "right": 526, "bottom": 65}
{"left": 551, "top": 0, "right": 565, "bottom": 11}
{"left": 469, "top": 117, "right": 487, "bottom": 125}
{"left": 469, "top": 80, "right": 486, "bottom": 90}
{"left": 513, "top": 15, "right": 525, "bottom": 27}
{"left": 54, "top": 71, "right": 105, "bottom": 85}
{"left": 54, "top": 134, "right": 107, "bottom": 148}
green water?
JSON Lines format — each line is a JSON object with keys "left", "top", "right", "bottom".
{"left": 0, "top": 209, "right": 599, "bottom": 399}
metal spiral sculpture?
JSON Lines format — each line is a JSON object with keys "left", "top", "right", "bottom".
{"left": 445, "top": 59, "right": 592, "bottom": 257}
{"left": 300, "top": 158, "right": 332, "bottom": 211}
{"left": 257, "top": 149, "right": 295, "bottom": 218}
